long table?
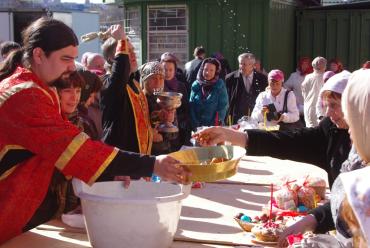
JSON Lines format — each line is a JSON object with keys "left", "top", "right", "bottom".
{"left": 0, "top": 156, "right": 328, "bottom": 248}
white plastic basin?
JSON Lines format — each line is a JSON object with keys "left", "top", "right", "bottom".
{"left": 73, "top": 180, "right": 190, "bottom": 248}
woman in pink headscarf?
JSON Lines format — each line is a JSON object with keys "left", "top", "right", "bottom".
{"left": 251, "top": 69, "right": 300, "bottom": 130}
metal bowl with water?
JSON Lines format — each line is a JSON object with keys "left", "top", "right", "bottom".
{"left": 156, "top": 92, "right": 183, "bottom": 109}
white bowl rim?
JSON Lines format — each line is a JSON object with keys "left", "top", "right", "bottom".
{"left": 73, "top": 180, "right": 190, "bottom": 204}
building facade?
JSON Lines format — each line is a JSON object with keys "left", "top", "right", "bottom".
{"left": 123, "top": 0, "right": 298, "bottom": 74}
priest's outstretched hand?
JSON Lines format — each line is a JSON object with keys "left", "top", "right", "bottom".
{"left": 154, "top": 155, "right": 191, "bottom": 184}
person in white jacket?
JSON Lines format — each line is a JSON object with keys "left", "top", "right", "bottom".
{"left": 284, "top": 57, "right": 313, "bottom": 117}
{"left": 301, "top": 57, "right": 327, "bottom": 127}
{"left": 251, "top": 69, "right": 300, "bottom": 130}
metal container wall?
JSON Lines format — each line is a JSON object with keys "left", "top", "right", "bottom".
{"left": 267, "top": 0, "right": 296, "bottom": 74}
{"left": 124, "top": 0, "right": 297, "bottom": 73}
{"left": 297, "top": 9, "right": 370, "bottom": 71}
{"left": 187, "top": 0, "right": 268, "bottom": 71}
{"left": 187, "top": 0, "right": 296, "bottom": 72}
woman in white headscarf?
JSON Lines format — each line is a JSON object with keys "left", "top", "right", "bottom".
{"left": 278, "top": 69, "right": 370, "bottom": 247}
{"left": 342, "top": 69, "right": 370, "bottom": 163}
{"left": 339, "top": 69, "right": 370, "bottom": 248}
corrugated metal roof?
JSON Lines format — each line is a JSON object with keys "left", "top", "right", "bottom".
{"left": 322, "top": 0, "right": 370, "bottom": 5}
{"left": 298, "top": 0, "right": 321, "bottom": 5}
{"left": 305, "top": 1, "right": 370, "bottom": 9}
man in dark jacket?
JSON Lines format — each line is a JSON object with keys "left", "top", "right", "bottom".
{"left": 226, "top": 53, "right": 267, "bottom": 124}
{"left": 184, "top": 46, "right": 206, "bottom": 93}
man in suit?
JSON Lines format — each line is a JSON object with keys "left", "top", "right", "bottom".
{"left": 184, "top": 46, "right": 206, "bottom": 93}
{"left": 226, "top": 53, "right": 268, "bottom": 124}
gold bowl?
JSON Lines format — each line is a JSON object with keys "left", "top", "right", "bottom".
{"left": 169, "top": 145, "right": 246, "bottom": 182}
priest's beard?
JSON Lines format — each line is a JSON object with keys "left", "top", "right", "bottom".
{"left": 48, "top": 70, "right": 74, "bottom": 85}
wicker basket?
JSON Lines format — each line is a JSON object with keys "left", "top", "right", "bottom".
{"left": 234, "top": 217, "right": 256, "bottom": 232}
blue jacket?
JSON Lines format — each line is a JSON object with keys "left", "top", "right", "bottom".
{"left": 189, "top": 79, "right": 229, "bottom": 129}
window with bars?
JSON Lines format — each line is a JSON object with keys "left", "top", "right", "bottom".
{"left": 147, "top": 5, "right": 188, "bottom": 68}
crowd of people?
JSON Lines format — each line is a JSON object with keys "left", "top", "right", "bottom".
{"left": 1, "top": 16, "right": 370, "bottom": 247}
{"left": 194, "top": 69, "right": 370, "bottom": 247}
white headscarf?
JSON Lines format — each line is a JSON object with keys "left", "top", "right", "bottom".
{"left": 321, "top": 70, "right": 351, "bottom": 95}
{"left": 340, "top": 166, "right": 370, "bottom": 247}
{"left": 342, "top": 69, "right": 370, "bottom": 163}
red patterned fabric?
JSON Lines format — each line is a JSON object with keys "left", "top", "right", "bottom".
{"left": 0, "top": 67, "right": 117, "bottom": 244}
{"left": 126, "top": 80, "right": 152, "bottom": 155}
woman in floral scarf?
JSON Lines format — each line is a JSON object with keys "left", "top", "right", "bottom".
{"left": 189, "top": 57, "right": 228, "bottom": 129}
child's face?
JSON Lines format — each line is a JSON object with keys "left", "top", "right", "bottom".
{"left": 59, "top": 87, "right": 81, "bottom": 114}
{"left": 146, "top": 74, "right": 164, "bottom": 95}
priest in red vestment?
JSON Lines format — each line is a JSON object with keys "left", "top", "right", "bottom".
{"left": 0, "top": 17, "right": 189, "bottom": 244}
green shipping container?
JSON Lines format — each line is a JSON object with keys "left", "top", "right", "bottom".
{"left": 297, "top": 7, "right": 370, "bottom": 71}
{"left": 123, "top": 0, "right": 297, "bottom": 74}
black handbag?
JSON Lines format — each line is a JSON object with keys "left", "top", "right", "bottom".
{"left": 278, "top": 90, "right": 304, "bottom": 131}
